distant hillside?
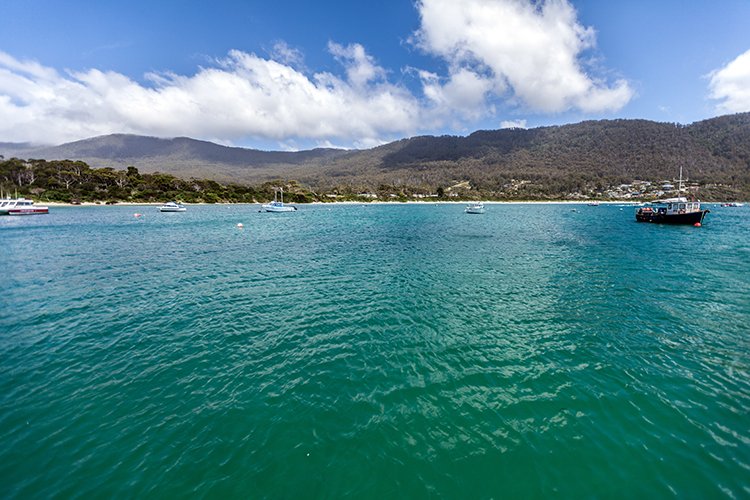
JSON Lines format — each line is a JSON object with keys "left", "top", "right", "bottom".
{"left": 1, "top": 113, "right": 749, "bottom": 198}
{"left": 285, "top": 113, "right": 750, "bottom": 198}
{"left": 0, "top": 134, "right": 351, "bottom": 183}
{"left": 29, "top": 135, "right": 346, "bottom": 164}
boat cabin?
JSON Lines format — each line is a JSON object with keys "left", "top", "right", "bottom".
{"left": 635, "top": 167, "right": 709, "bottom": 225}
{"left": 648, "top": 197, "right": 701, "bottom": 215}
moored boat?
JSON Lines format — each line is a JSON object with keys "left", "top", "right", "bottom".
{"left": 635, "top": 167, "right": 708, "bottom": 225}
{"left": 0, "top": 198, "right": 49, "bottom": 215}
{"left": 262, "top": 188, "right": 297, "bottom": 212}
{"left": 159, "top": 201, "right": 187, "bottom": 212}
{"left": 635, "top": 199, "right": 708, "bottom": 224}
{"left": 465, "top": 202, "right": 485, "bottom": 214}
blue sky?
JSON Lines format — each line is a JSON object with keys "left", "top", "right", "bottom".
{"left": 1, "top": 0, "right": 749, "bottom": 150}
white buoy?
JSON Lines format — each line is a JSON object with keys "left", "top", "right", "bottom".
{"left": 236, "top": 223, "right": 244, "bottom": 228}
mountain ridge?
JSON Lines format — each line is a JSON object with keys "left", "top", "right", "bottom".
{"left": 1, "top": 114, "right": 748, "bottom": 196}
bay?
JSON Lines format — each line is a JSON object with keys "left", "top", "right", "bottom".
{"left": 1, "top": 203, "right": 749, "bottom": 497}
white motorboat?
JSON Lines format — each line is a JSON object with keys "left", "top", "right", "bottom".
{"left": 465, "top": 202, "right": 485, "bottom": 214}
{"left": 0, "top": 197, "right": 49, "bottom": 215}
{"left": 159, "top": 201, "right": 187, "bottom": 212}
{"left": 262, "top": 188, "right": 297, "bottom": 212}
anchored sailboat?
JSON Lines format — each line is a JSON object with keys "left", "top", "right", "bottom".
{"left": 261, "top": 188, "right": 297, "bottom": 213}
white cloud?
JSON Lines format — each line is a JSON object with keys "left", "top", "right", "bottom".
{"left": 328, "top": 42, "right": 387, "bottom": 89}
{"left": 268, "top": 41, "right": 305, "bottom": 68}
{"left": 708, "top": 49, "right": 750, "bottom": 114}
{"left": 500, "top": 119, "right": 527, "bottom": 129}
{"left": 420, "top": 68, "right": 495, "bottom": 120}
{"left": 0, "top": 47, "right": 423, "bottom": 147}
{"left": 413, "top": 0, "right": 633, "bottom": 113}
{"left": 0, "top": 3, "right": 635, "bottom": 148}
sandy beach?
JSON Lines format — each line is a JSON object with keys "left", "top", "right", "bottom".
{"left": 42, "top": 199, "right": 641, "bottom": 207}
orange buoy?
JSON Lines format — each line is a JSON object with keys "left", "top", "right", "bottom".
{"left": 693, "top": 222, "right": 701, "bottom": 227}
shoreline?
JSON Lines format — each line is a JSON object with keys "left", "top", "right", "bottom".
{"left": 41, "top": 200, "right": 647, "bottom": 208}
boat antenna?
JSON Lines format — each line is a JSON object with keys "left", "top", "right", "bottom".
{"left": 677, "top": 166, "right": 696, "bottom": 201}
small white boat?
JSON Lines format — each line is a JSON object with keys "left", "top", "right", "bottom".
{"left": 262, "top": 188, "right": 297, "bottom": 212}
{"left": 465, "top": 202, "right": 485, "bottom": 214}
{"left": 0, "top": 197, "right": 49, "bottom": 215}
{"left": 159, "top": 201, "right": 186, "bottom": 212}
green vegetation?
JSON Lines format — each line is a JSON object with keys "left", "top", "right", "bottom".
{"left": 0, "top": 155, "right": 746, "bottom": 204}
{"left": 1, "top": 113, "right": 748, "bottom": 202}
{"left": 0, "top": 159, "right": 302, "bottom": 204}
{"left": 319, "top": 114, "right": 749, "bottom": 201}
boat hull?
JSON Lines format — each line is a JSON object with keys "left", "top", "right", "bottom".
{"left": 635, "top": 209, "right": 709, "bottom": 224}
{"left": 158, "top": 201, "right": 186, "bottom": 212}
{"left": 6, "top": 208, "right": 49, "bottom": 215}
{"left": 464, "top": 203, "right": 485, "bottom": 214}
{"left": 262, "top": 204, "right": 297, "bottom": 212}
{"left": 0, "top": 198, "right": 49, "bottom": 215}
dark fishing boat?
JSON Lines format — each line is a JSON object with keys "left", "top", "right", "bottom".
{"left": 635, "top": 199, "right": 708, "bottom": 224}
{"left": 635, "top": 167, "right": 709, "bottom": 225}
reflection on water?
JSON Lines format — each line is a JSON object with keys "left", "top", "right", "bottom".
{"left": 1, "top": 204, "right": 749, "bottom": 497}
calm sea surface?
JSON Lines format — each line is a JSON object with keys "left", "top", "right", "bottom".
{"left": 1, "top": 203, "right": 749, "bottom": 497}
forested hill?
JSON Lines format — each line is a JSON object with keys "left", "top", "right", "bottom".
{"left": 288, "top": 113, "right": 750, "bottom": 198}
{"left": 52, "top": 135, "right": 347, "bottom": 166}
{"left": 383, "top": 114, "right": 750, "bottom": 174}
{"left": 1, "top": 113, "right": 749, "bottom": 199}
{"left": 0, "top": 134, "right": 349, "bottom": 181}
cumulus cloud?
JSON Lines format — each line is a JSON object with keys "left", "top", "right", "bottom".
{"left": 268, "top": 41, "right": 305, "bottom": 68}
{"left": 500, "top": 119, "right": 527, "bottom": 129}
{"left": 419, "top": 68, "right": 495, "bottom": 120}
{"left": 413, "top": 0, "right": 633, "bottom": 114}
{"left": 0, "top": 2, "right": 634, "bottom": 148}
{"left": 708, "top": 49, "right": 750, "bottom": 114}
{"left": 0, "top": 46, "right": 422, "bottom": 147}
{"left": 328, "top": 42, "right": 387, "bottom": 89}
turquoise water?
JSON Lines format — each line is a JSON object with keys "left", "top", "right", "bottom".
{"left": 1, "top": 203, "right": 749, "bottom": 497}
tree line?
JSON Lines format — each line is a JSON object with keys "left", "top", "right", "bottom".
{"left": 1, "top": 153, "right": 747, "bottom": 204}
{"left": 0, "top": 158, "right": 320, "bottom": 204}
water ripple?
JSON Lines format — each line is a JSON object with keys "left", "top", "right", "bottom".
{"left": 1, "top": 204, "right": 749, "bottom": 497}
